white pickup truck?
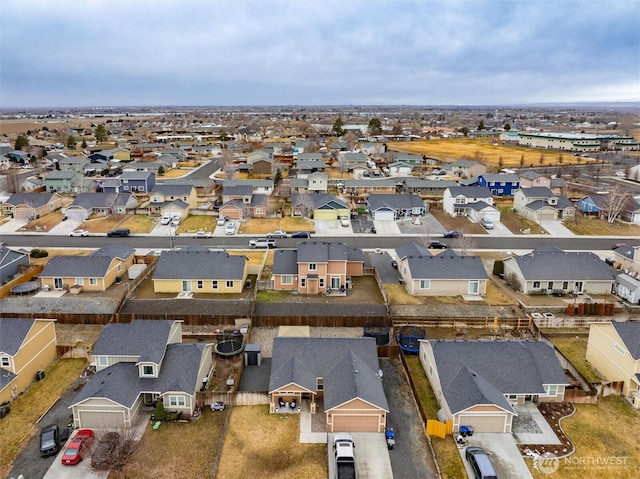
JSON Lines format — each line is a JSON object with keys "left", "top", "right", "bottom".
{"left": 249, "top": 238, "right": 276, "bottom": 249}
{"left": 333, "top": 433, "right": 357, "bottom": 479}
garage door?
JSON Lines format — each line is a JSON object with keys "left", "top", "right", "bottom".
{"left": 314, "top": 210, "right": 338, "bottom": 220}
{"left": 373, "top": 210, "right": 395, "bottom": 221}
{"left": 65, "top": 210, "right": 85, "bottom": 222}
{"left": 537, "top": 212, "right": 556, "bottom": 221}
{"left": 78, "top": 410, "right": 126, "bottom": 429}
{"left": 457, "top": 414, "right": 508, "bottom": 433}
{"left": 332, "top": 415, "right": 381, "bottom": 433}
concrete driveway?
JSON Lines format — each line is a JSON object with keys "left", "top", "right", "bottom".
{"left": 540, "top": 221, "right": 574, "bottom": 236}
{"left": 485, "top": 221, "right": 513, "bottom": 236}
{"left": 459, "top": 433, "right": 533, "bottom": 479}
{"left": 327, "top": 432, "right": 393, "bottom": 479}
{"left": 48, "top": 218, "right": 82, "bottom": 235}
{"left": 314, "top": 219, "right": 352, "bottom": 235}
{"left": 372, "top": 220, "right": 401, "bottom": 235}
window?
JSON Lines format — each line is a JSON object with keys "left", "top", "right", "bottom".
{"left": 319, "top": 278, "right": 325, "bottom": 288}
{"left": 169, "top": 395, "right": 186, "bottom": 407}
{"left": 420, "top": 279, "right": 430, "bottom": 289}
{"left": 428, "top": 364, "right": 433, "bottom": 377}
{"left": 197, "top": 280, "right": 203, "bottom": 289}
{"left": 316, "top": 378, "right": 323, "bottom": 391}
{"left": 281, "top": 275, "right": 293, "bottom": 285}
{"left": 545, "top": 385, "right": 558, "bottom": 396}
{"left": 309, "top": 263, "right": 317, "bottom": 271}
{"left": 75, "top": 278, "right": 84, "bottom": 285}
{"left": 142, "top": 365, "right": 154, "bottom": 376}
{"left": 533, "top": 281, "right": 541, "bottom": 288}
{"left": 98, "top": 356, "right": 108, "bottom": 367}
{"left": 562, "top": 281, "right": 568, "bottom": 289}
{"left": 89, "top": 277, "right": 97, "bottom": 286}
{"left": 300, "top": 278, "right": 306, "bottom": 287}
{"left": 1, "top": 357, "right": 9, "bottom": 367}
{"left": 139, "top": 186, "right": 145, "bottom": 192}
{"left": 226, "top": 280, "right": 233, "bottom": 288}
{"left": 255, "top": 207, "right": 264, "bottom": 214}
{"left": 117, "top": 264, "right": 122, "bottom": 272}
{"left": 212, "top": 280, "right": 218, "bottom": 289}
{"left": 548, "top": 281, "right": 553, "bottom": 290}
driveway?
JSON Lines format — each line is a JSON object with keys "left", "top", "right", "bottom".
{"left": 327, "top": 432, "right": 393, "bottom": 479}
{"left": 0, "top": 218, "right": 26, "bottom": 233}
{"left": 367, "top": 251, "right": 401, "bottom": 284}
{"left": 372, "top": 220, "right": 401, "bottom": 235}
{"left": 380, "top": 358, "right": 438, "bottom": 478}
{"left": 396, "top": 213, "right": 446, "bottom": 236}
{"left": 540, "top": 221, "right": 574, "bottom": 236}
{"left": 459, "top": 433, "right": 533, "bottom": 479}
{"left": 485, "top": 221, "right": 513, "bottom": 236}
{"left": 314, "top": 219, "right": 352, "bottom": 235}
{"left": 48, "top": 218, "right": 82, "bottom": 235}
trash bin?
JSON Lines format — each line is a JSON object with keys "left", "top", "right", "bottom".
{"left": 460, "top": 425, "right": 474, "bottom": 437}
{"left": 35, "top": 370, "right": 45, "bottom": 381}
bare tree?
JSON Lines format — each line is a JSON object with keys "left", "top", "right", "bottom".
{"left": 293, "top": 191, "right": 316, "bottom": 218}
{"left": 344, "top": 131, "right": 358, "bottom": 151}
{"left": 93, "top": 427, "right": 141, "bottom": 478}
{"left": 220, "top": 147, "right": 236, "bottom": 179}
{"left": 603, "top": 184, "right": 633, "bottom": 224}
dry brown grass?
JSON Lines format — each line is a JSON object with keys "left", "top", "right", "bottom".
{"left": 388, "top": 139, "right": 597, "bottom": 168}
{"left": 562, "top": 216, "right": 640, "bottom": 236}
{"left": 497, "top": 205, "right": 545, "bottom": 234}
{"left": 19, "top": 211, "right": 64, "bottom": 232}
{"left": 29, "top": 248, "right": 94, "bottom": 265}
{"left": 0, "top": 359, "right": 86, "bottom": 478}
{"left": 120, "top": 409, "right": 226, "bottom": 479}
{"left": 429, "top": 209, "right": 486, "bottom": 235}
{"left": 484, "top": 280, "right": 517, "bottom": 306}
{"left": 175, "top": 215, "right": 217, "bottom": 234}
{"left": 216, "top": 405, "right": 327, "bottom": 479}
{"left": 241, "top": 217, "right": 315, "bottom": 234}
{"left": 544, "top": 333, "right": 601, "bottom": 383}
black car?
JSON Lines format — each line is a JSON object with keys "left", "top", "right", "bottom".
{"left": 91, "top": 432, "right": 120, "bottom": 469}
{"left": 428, "top": 241, "right": 448, "bottom": 249}
{"left": 443, "top": 230, "right": 463, "bottom": 238}
{"left": 107, "top": 228, "right": 130, "bottom": 237}
{"left": 465, "top": 446, "right": 498, "bottom": 479}
{"left": 39, "top": 424, "right": 60, "bottom": 457}
{"left": 291, "top": 231, "right": 311, "bottom": 238}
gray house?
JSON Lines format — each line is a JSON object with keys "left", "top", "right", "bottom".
{"left": 502, "top": 245, "right": 617, "bottom": 295}
{"left": 63, "top": 192, "right": 137, "bottom": 222}
{"left": 0, "top": 246, "right": 30, "bottom": 284}
{"left": 367, "top": 194, "right": 426, "bottom": 221}
{"left": 44, "top": 170, "right": 83, "bottom": 193}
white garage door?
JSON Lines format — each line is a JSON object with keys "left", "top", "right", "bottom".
{"left": 537, "top": 212, "right": 556, "bottom": 221}
{"left": 332, "top": 414, "right": 381, "bottom": 433}
{"left": 373, "top": 210, "right": 395, "bottom": 221}
{"left": 78, "top": 410, "right": 126, "bottom": 429}
{"left": 457, "top": 414, "right": 509, "bottom": 433}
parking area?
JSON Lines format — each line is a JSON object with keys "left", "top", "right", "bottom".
{"left": 484, "top": 221, "right": 513, "bottom": 236}
{"left": 459, "top": 433, "right": 533, "bottom": 479}
{"left": 540, "top": 220, "right": 575, "bottom": 236}
{"left": 350, "top": 214, "right": 377, "bottom": 234}
{"left": 313, "top": 219, "right": 352, "bottom": 235}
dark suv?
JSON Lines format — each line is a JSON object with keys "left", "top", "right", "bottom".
{"left": 465, "top": 446, "right": 498, "bottom": 479}
{"left": 107, "top": 228, "right": 130, "bottom": 237}
{"left": 39, "top": 424, "right": 60, "bottom": 457}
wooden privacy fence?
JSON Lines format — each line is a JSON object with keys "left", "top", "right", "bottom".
{"left": 426, "top": 419, "right": 453, "bottom": 439}
{"left": 196, "top": 391, "right": 269, "bottom": 408}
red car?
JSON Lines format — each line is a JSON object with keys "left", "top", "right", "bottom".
{"left": 61, "top": 429, "right": 94, "bottom": 465}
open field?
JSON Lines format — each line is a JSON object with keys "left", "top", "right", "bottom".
{"left": 388, "top": 139, "right": 599, "bottom": 168}
{"left": 241, "top": 217, "right": 315, "bottom": 234}
{"left": 562, "top": 215, "right": 640, "bottom": 236}
{"left": 0, "top": 359, "right": 86, "bottom": 478}
{"left": 216, "top": 405, "right": 327, "bottom": 479}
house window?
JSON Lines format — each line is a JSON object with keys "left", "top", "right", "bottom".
{"left": 562, "top": 281, "right": 568, "bottom": 289}
{"left": 142, "top": 365, "right": 154, "bottom": 376}
{"left": 75, "top": 278, "right": 84, "bottom": 285}
{"left": 168, "top": 395, "right": 186, "bottom": 407}
{"left": 1, "top": 357, "right": 9, "bottom": 367}
{"left": 319, "top": 278, "right": 325, "bottom": 288}
{"left": 197, "top": 280, "right": 203, "bottom": 289}
{"left": 309, "top": 263, "right": 317, "bottom": 271}
{"left": 469, "top": 280, "right": 479, "bottom": 294}
{"left": 212, "top": 281, "right": 218, "bottom": 289}
{"left": 548, "top": 281, "right": 553, "bottom": 290}
{"left": 98, "top": 356, "right": 108, "bottom": 367}
{"left": 255, "top": 207, "right": 264, "bottom": 214}
{"left": 139, "top": 186, "right": 145, "bottom": 192}
{"left": 533, "top": 281, "right": 541, "bottom": 288}
{"left": 117, "top": 264, "right": 122, "bottom": 272}
{"left": 88, "top": 278, "right": 97, "bottom": 286}
{"left": 300, "top": 278, "right": 306, "bottom": 287}
{"left": 316, "top": 378, "right": 323, "bottom": 391}
{"left": 281, "top": 275, "right": 293, "bottom": 285}
{"left": 428, "top": 364, "right": 433, "bottom": 377}
{"left": 226, "top": 280, "right": 233, "bottom": 288}
{"left": 545, "top": 385, "right": 558, "bottom": 396}
{"left": 420, "top": 280, "right": 430, "bottom": 289}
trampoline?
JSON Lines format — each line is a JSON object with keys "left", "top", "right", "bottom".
{"left": 363, "top": 322, "right": 391, "bottom": 345}
{"left": 215, "top": 339, "right": 244, "bottom": 358}
{"left": 11, "top": 281, "right": 41, "bottom": 296}
{"left": 397, "top": 326, "right": 426, "bottom": 354}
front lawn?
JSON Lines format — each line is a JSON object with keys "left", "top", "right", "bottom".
{"left": 562, "top": 216, "right": 640, "bottom": 236}
{"left": 0, "top": 359, "right": 86, "bottom": 478}
{"left": 216, "top": 405, "right": 327, "bottom": 479}
{"left": 241, "top": 217, "right": 314, "bottom": 234}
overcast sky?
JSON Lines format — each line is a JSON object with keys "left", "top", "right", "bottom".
{"left": 1, "top": 0, "right": 639, "bottom": 108}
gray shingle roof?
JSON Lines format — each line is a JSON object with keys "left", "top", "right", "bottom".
{"left": 272, "top": 250, "right": 298, "bottom": 275}
{"left": 297, "top": 241, "right": 364, "bottom": 264}
{"left": 151, "top": 184, "right": 194, "bottom": 196}
{"left": 612, "top": 322, "right": 640, "bottom": 359}
{"left": 5, "top": 192, "right": 57, "bottom": 207}
{"left": 0, "top": 317, "right": 35, "bottom": 356}
{"left": 71, "top": 192, "right": 119, "bottom": 208}
{"left": 268, "top": 337, "right": 388, "bottom": 411}
{"left": 519, "top": 187, "right": 554, "bottom": 198}
{"left": 509, "top": 246, "right": 617, "bottom": 281}
{"left": 92, "top": 320, "right": 176, "bottom": 364}
{"left": 153, "top": 250, "right": 246, "bottom": 280}
{"left": 429, "top": 340, "right": 569, "bottom": 414}
{"left": 367, "top": 193, "right": 423, "bottom": 210}
{"left": 291, "top": 193, "right": 349, "bottom": 210}
{"left": 223, "top": 185, "right": 253, "bottom": 197}
{"left": 479, "top": 173, "right": 520, "bottom": 183}
{"left": 395, "top": 242, "right": 430, "bottom": 260}
{"left": 40, "top": 255, "right": 115, "bottom": 278}
{"left": 446, "top": 186, "right": 492, "bottom": 198}
{"left": 406, "top": 254, "right": 488, "bottom": 280}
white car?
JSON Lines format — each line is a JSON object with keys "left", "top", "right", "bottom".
{"left": 217, "top": 216, "right": 227, "bottom": 226}
{"left": 267, "top": 230, "right": 287, "bottom": 238}
{"left": 615, "top": 170, "right": 626, "bottom": 178}
{"left": 225, "top": 221, "right": 236, "bottom": 235}
{"left": 340, "top": 217, "right": 350, "bottom": 227}
{"left": 69, "top": 229, "right": 89, "bottom": 237}
{"left": 160, "top": 216, "right": 171, "bottom": 225}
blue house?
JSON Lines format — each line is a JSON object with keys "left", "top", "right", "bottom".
{"left": 476, "top": 173, "right": 520, "bottom": 196}
{"left": 100, "top": 171, "right": 155, "bottom": 194}
{"left": 577, "top": 195, "right": 608, "bottom": 217}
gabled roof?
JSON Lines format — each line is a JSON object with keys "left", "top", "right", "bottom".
{"left": 406, "top": 253, "right": 488, "bottom": 280}
{"left": 5, "top": 192, "right": 58, "bottom": 207}
{"left": 446, "top": 186, "right": 492, "bottom": 198}
{"left": 272, "top": 250, "right": 299, "bottom": 275}
{"left": 296, "top": 241, "right": 365, "bottom": 264}
{"left": 45, "top": 170, "right": 79, "bottom": 180}
{"left": 344, "top": 178, "right": 397, "bottom": 188}
{"left": 70, "top": 192, "right": 120, "bottom": 209}
{"left": 518, "top": 186, "right": 554, "bottom": 198}
{"left": 90, "top": 243, "right": 135, "bottom": 260}
{"left": 611, "top": 322, "right": 640, "bottom": 360}
{"left": 428, "top": 340, "right": 569, "bottom": 414}
{"left": 223, "top": 185, "right": 253, "bottom": 197}
{"left": 519, "top": 171, "right": 547, "bottom": 180}
{"left": 40, "top": 255, "right": 115, "bottom": 278}
{"left": 92, "top": 320, "right": 177, "bottom": 364}
{"left": 151, "top": 184, "right": 194, "bottom": 196}
{"left": 153, "top": 250, "right": 246, "bottom": 280}
{"left": 0, "top": 318, "right": 35, "bottom": 356}
{"left": 367, "top": 193, "right": 423, "bottom": 210}
{"left": 224, "top": 179, "right": 274, "bottom": 189}
{"left": 479, "top": 173, "right": 520, "bottom": 183}
{"left": 395, "top": 242, "right": 430, "bottom": 260}
{"left": 120, "top": 170, "right": 154, "bottom": 181}
{"left": 291, "top": 193, "right": 349, "bottom": 210}
{"left": 450, "top": 159, "right": 479, "bottom": 168}
{"left": 507, "top": 246, "right": 616, "bottom": 281}
{"left": 0, "top": 246, "right": 29, "bottom": 268}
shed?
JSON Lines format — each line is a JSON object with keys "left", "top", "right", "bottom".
{"left": 244, "top": 344, "right": 262, "bottom": 366}
{"left": 128, "top": 263, "right": 147, "bottom": 280}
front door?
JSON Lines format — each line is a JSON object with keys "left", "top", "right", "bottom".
{"left": 331, "top": 277, "right": 341, "bottom": 290}
{"left": 182, "top": 281, "right": 192, "bottom": 292}
{"left": 574, "top": 281, "right": 583, "bottom": 294}
{"left": 308, "top": 278, "right": 318, "bottom": 295}
{"left": 54, "top": 278, "right": 63, "bottom": 289}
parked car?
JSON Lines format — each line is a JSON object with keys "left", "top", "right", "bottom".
{"left": 465, "top": 446, "right": 498, "bottom": 479}
{"left": 39, "top": 424, "right": 60, "bottom": 457}
{"left": 91, "top": 432, "right": 120, "bottom": 469}
{"left": 69, "top": 229, "right": 89, "bottom": 237}
{"left": 612, "top": 243, "right": 626, "bottom": 250}
{"left": 61, "top": 429, "right": 94, "bottom": 465}
{"left": 340, "top": 217, "right": 350, "bottom": 227}
{"left": 160, "top": 216, "right": 171, "bottom": 225}
{"left": 428, "top": 241, "right": 448, "bottom": 249}
{"left": 107, "top": 228, "right": 130, "bottom": 237}
{"left": 480, "top": 217, "right": 494, "bottom": 230}
{"left": 267, "top": 230, "right": 287, "bottom": 238}
{"left": 211, "top": 401, "right": 225, "bottom": 411}
{"left": 291, "top": 231, "right": 311, "bottom": 238}
{"left": 249, "top": 238, "right": 276, "bottom": 248}
{"left": 217, "top": 216, "right": 228, "bottom": 226}
{"left": 193, "top": 229, "right": 211, "bottom": 238}
{"left": 391, "top": 260, "right": 398, "bottom": 269}
{"left": 615, "top": 170, "right": 626, "bottom": 177}
{"left": 225, "top": 221, "right": 236, "bottom": 235}
{"left": 443, "top": 230, "right": 463, "bottom": 238}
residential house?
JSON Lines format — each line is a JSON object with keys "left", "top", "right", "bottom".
{"left": 338, "top": 152, "right": 367, "bottom": 171}
{"left": 512, "top": 187, "right": 575, "bottom": 221}
{"left": 614, "top": 273, "right": 640, "bottom": 304}
{"left": 44, "top": 170, "right": 83, "bottom": 193}
{"left": 343, "top": 178, "right": 397, "bottom": 199}
{"left": 291, "top": 193, "right": 350, "bottom": 220}
{"left": 39, "top": 244, "right": 135, "bottom": 292}
{"left": 57, "top": 154, "right": 90, "bottom": 173}
{"left": 19, "top": 175, "right": 45, "bottom": 192}
{"left": 223, "top": 179, "right": 274, "bottom": 195}
{"left": 443, "top": 186, "right": 501, "bottom": 223}
{"left": 622, "top": 197, "right": 640, "bottom": 224}
{"left": 519, "top": 171, "right": 551, "bottom": 189}
{"left": 152, "top": 248, "right": 248, "bottom": 294}
{"left": 577, "top": 194, "right": 609, "bottom": 217}
{"left": 395, "top": 152, "right": 423, "bottom": 167}
{"left": 0, "top": 318, "right": 57, "bottom": 404}
{"left": 502, "top": 245, "right": 617, "bottom": 295}
{"left": 101, "top": 170, "right": 156, "bottom": 194}
{"left": 612, "top": 243, "right": 640, "bottom": 274}
{"left": 148, "top": 184, "right": 197, "bottom": 218}
{"left": 7, "top": 150, "right": 29, "bottom": 162}
{"left": 1, "top": 192, "right": 64, "bottom": 221}
{"left": 63, "top": 192, "right": 137, "bottom": 222}
{"left": 396, "top": 246, "right": 488, "bottom": 296}
{"left": 295, "top": 159, "right": 326, "bottom": 175}
{"left": 70, "top": 320, "right": 214, "bottom": 428}
{"left": 366, "top": 194, "right": 425, "bottom": 221}
{"left": 123, "top": 158, "right": 173, "bottom": 175}
{"left": 247, "top": 150, "right": 275, "bottom": 175}
{"left": 88, "top": 147, "right": 131, "bottom": 162}
{"left": 586, "top": 322, "right": 640, "bottom": 409}
{"left": 387, "top": 161, "right": 414, "bottom": 176}
{"left": 272, "top": 241, "right": 364, "bottom": 294}
{"left": 401, "top": 178, "right": 458, "bottom": 197}
{"left": 268, "top": 337, "right": 389, "bottom": 432}
{"left": 475, "top": 173, "right": 520, "bottom": 196}
{"left": 219, "top": 183, "right": 271, "bottom": 220}
{"left": 419, "top": 340, "right": 569, "bottom": 433}
{"left": 445, "top": 159, "right": 486, "bottom": 178}
{"left": 0, "top": 246, "right": 30, "bottom": 284}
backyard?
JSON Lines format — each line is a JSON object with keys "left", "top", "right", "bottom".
{"left": 544, "top": 332, "right": 602, "bottom": 383}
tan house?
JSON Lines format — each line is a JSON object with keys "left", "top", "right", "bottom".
{"left": 0, "top": 318, "right": 57, "bottom": 404}
{"left": 291, "top": 193, "right": 350, "bottom": 220}
{"left": 1, "top": 192, "right": 64, "bottom": 221}
{"left": 272, "top": 241, "right": 364, "bottom": 295}
{"left": 420, "top": 340, "right": 569, "bottom": 433}
{"left": 269, "top": 337, "right": 389, "bottom": 432}
{"left": 71, "top": 320, "right": 214, "bottom": 428}
{"left": 148, "top": 184, "right": 198, "bottom": 217}
{"left": 152, "top": 247, "right": 248, "bottom": 294}
{"left": 247, "top": 150, "right": 275, "bottom": 175}
{"left": 39, "top": 244, "right": 135, "bottom": 292}
{"left": 586, "top": 322, "right": 640, "bottom": 409}
{"left": 512, "top": 187, "right": 575, "bottom": 222}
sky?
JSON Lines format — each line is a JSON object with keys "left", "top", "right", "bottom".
{"left": 1, "top": 0, "right": 639, "bottom": 108}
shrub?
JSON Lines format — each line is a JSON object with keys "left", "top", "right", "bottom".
{"left": 30, "top": 248, "right": 48, "bottom": 258}
{"left": 492, "top": 260, "right": 504, "bottom": 276}
{"left": 153, "top": 401, "right": 166, "bottom": 421}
